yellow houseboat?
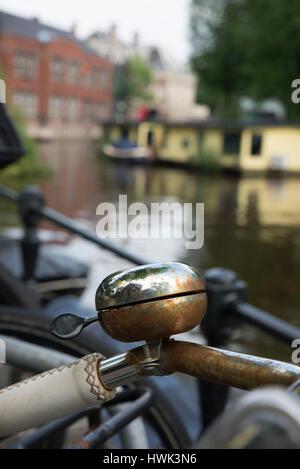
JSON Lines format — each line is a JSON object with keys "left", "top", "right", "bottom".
{"left": 102, "top": 120, "right": 300, "bottom": 174}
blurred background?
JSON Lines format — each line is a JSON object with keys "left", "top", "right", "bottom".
{"left": 0, "top": 0, "right": 299, "bottom": 362}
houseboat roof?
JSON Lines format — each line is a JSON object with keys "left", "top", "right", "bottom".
{"left": 102, "top": 119, "right": 300, "bottom": 129}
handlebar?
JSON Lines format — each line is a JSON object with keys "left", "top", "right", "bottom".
{"left": 99, "top": 340, "right": 300, "bottom": 391}
{"left": 0, "top": 353, "right": 115, "bottom": 438}
{"left": 0, "top": 338, "right": 299, "bottom": 439}
{"left": 157, "top": 341, "right": 300, "bottom": 389}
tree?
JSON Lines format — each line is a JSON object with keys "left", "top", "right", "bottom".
{"left": 242, "top": 0, "right": 300, "bottom": 120}
{"left": 127, "top": 55, "right": 153, "bottom": 103}
{"left": 114, "top": 56, "right": 153, "bottom": 117}
{"left": 190, "top": 0, "right": 249, "bottom": 118}
{"left": 190, "top": 0, "right": 300, "bottom": 119}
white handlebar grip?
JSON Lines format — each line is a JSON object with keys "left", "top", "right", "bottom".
{"left": 0, "top": 353, "right": 116, "bottom": 438}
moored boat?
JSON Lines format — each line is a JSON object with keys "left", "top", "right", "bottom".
{"left": 103, "top": 139, "right": 153, "bottom": 164}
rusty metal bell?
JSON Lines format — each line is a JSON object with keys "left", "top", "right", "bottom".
{"left": 95, "top": 262, "right": 207, "bottom": 342}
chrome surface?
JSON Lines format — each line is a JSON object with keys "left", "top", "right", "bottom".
{"left": 95, "top": 262, "right": 204, "bottom": 310}
{"left": 51, "top": 314, "right": 99, "bottom": 340}
{"left": 96, "top": 262, "right": 207, "bottom": 342}
{"left": 99, "top": 341, "right": 167, "bottom": 388}
{"left": 99, "top": 353, "right": 140, "bottom": 389}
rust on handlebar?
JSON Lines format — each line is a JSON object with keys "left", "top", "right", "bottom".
{"left": 156, "top": 341, "right": 300, "bottom": 390}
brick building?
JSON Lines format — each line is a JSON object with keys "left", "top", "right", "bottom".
{"left": 0, "top": 11, "right": 113, "bottom": 138}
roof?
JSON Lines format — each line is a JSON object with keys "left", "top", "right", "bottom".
{"left": 0, "top": 10, "right": 101, "bottom": 57}
{"left": 88, "top": 28, "right": 185, "bottom": 72}
{"left": 102, "top": 118, "right": 300, "bottom": 129}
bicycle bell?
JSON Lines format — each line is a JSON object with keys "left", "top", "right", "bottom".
{"left": 51, "top": 262, "right": 207, "bottom": 342}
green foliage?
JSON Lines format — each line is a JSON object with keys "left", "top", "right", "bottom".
{"left": 190, "top": 0, "right": 300, "bottom": 119}
{"left": 96, "top": 130, "right": 110, "bottom": 156}
{"left": 114, "top": 64, "right": 128, "bottom": 110}
{"left": 191, "top": 142, "right": 222, "bottom": 171}
{"left": 1, "top": 108, "right": 50, "bottom": 179}
{"left": 127, "top": 55, "right": 153, "bottom": 103}
{"left": 114, "top": 56, "right": 153, "bottom": 115}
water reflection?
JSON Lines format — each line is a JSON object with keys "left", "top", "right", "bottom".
{"left": 0, "top": 140, "right": 300, "bottom": 359}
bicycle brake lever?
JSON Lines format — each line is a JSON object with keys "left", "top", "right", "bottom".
{"left": 51, "top": 314, "right": 99, "bottom": 339}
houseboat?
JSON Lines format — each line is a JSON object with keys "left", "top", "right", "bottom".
{"left": 102, "top": 120, "right": 300, "bottom": 174}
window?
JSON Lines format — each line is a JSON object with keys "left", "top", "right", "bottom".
{"left": 67, "top": 97, "right": 80, "bottom": 121}
{"left": 98, "top": 101, "right": 107, "bottom": 120}
{"left": 84, "top": 71, "right": 93, "bottom": 88}
{"left": 99, "top": 70, "right": 107, "bottom": 89}
{"left": 251, "top": 134, "right": 262, "bottom": 156}
{"left": 92, "top": 102, "right": 107, "bottom": 121}
{"left": 13, "top": 91, "right": 38, "bottom": 118}
{"left": 68, "top": 61, "right": 79, "bottom": 85}
{"left": 61, "top": 98, "right": 68, "bottom": 121}
{"left": 14, "top": 51, "right": 38, "bottom": 79}
{"left": 121, "top": 126, "right": 129, "bottom": 139}
{"left": 147, "top": 130, "right": 153, "bottom": 147}
{"left": 91, "top": 68, "right": 108, "bottom": 89}
{"left": 83, "top": 100, "right": 93, "bottom": 121}
{"left": 223, "top": 132, "right": 241, "bottom": 155}
{"left": 49, "top": 95, "right": 63, "bottom": 120}
{"left": 51, "top": 58, "right": 64, "bottom": 82}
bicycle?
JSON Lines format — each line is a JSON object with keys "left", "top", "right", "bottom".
{"left": 0, "top": 102, "right": 299, "bottom": 449}
{"left": 0, "top": 262, "right": 299, "bottom": 449}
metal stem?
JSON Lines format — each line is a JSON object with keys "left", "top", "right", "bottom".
{"left": 99, "top": 340, "right": 300, "bottom": 391}
{"left": 159, "top": 341, "right": 300, "bottom": 390}
{"left": 99, "top": 353, "right": 141, "bottom": 389}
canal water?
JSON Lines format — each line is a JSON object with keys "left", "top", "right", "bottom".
{"left": 1, "top": 139, "right": 300, "bottom": 361}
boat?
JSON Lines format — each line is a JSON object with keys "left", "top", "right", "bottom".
{"left": 103, "top": 139, "right": 153, "bottom": 164}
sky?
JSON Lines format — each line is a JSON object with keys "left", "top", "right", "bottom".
{"left": 0, "top": 0, "right": 191, "bottom": 64}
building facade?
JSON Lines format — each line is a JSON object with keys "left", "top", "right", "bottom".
{"left": 151, "top": 70, "right": 209, "bottom": 121}
{"left": 0, "top": 11, "right": 113, "bottom": 139}
{"left": 86, "top": 25, "right": 208, "bottom": 122}
{"left": 87, "top": 25, "right": 139, "bottom": 65}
